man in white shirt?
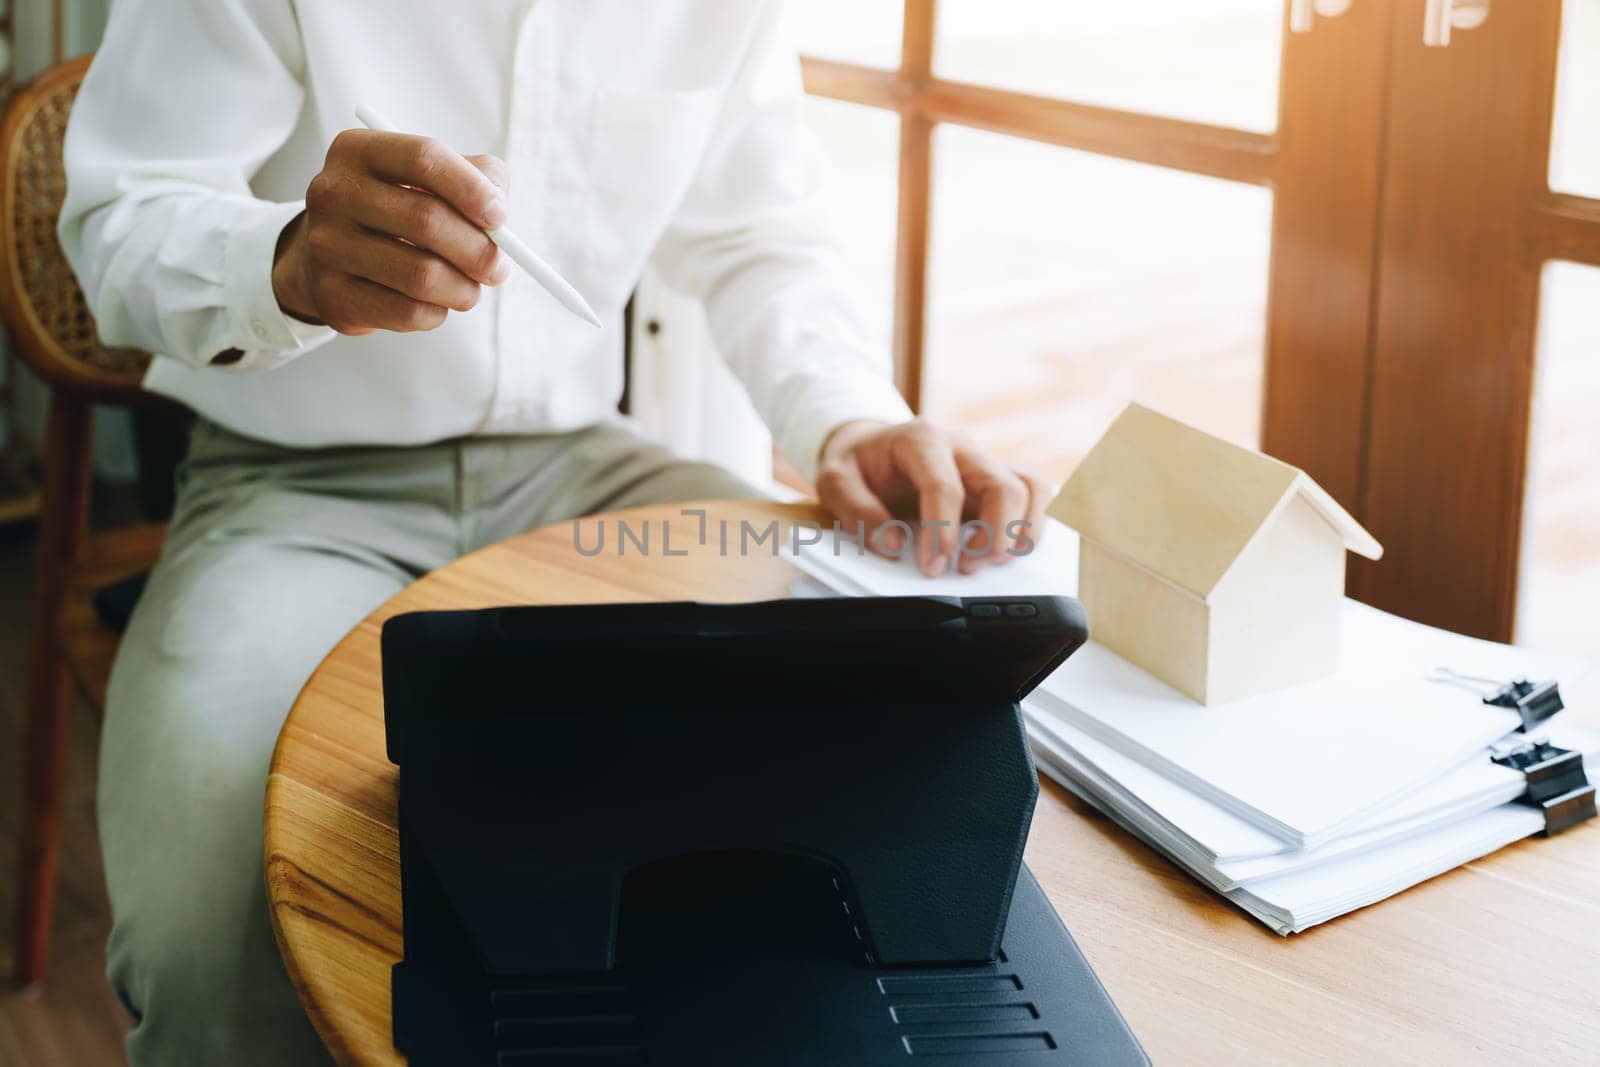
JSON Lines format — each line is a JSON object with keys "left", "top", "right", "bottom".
{"left": 60, "top": 1, "right": 1051, "bottom": 1062}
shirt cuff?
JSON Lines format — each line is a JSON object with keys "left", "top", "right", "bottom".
{"left": 219, "top": 199, "right": 336, "bottom": 371}
{"left": 784, "top": 369, "right": 913, "bottom": 486}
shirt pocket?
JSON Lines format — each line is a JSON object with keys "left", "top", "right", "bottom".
{"left": 582, "top": 86, "right": 724, "bottom": 280}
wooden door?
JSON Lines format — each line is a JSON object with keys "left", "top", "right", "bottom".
{"left": 1350, "top": 0, "right": 1599, "bottom": 646}
{"left": 1269, "top": 0, "right": 1600, "bottom": 647}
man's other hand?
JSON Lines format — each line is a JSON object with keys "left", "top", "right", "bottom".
{"left": 271, "top": 131, "right": 513, "bottom": 335}
{"left": 815, "top": 419, "right": 1052, "bottom": 578}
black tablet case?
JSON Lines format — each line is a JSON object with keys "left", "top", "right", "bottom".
{"left": 383, "top": 596, "right": 1147, "bottom": 1066}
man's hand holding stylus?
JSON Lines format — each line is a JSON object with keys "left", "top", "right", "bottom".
{"left": 817, "top": 419, "right": 1052, "bottom": 579}
{"left": 272, "top": 131, "right": 512, "bottom": 334}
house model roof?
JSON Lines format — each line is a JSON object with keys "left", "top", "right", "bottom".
{"left": 1047, "top": 403, "right": 1382, "bottom": 601}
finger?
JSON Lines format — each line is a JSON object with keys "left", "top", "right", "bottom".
{"left": 357, "top": 131, "right": 508, "bottom": 229}
{"left": 464, "top": 153, "right": 511, "bottom": 196}
{"left": 310, "top": 225, "right": 481, "bottom": 312}
{"left": 815, "top": 458, "right": 903, "bottom": 559}
{"left": 954, "top": 451, "right": 1027, "bottom": 573}
{"left": 890, "top": 430, "right": 964, "bottom": 576}
{"left": 1015, "top": 471, "right": 1053, "bottom": 559}
{"left": 314, "top": 273, "right": 447, "bottom": 335}
{"left": 954, "top": 453, "right": 1029, "bottom": 575}
{"left": 344, "top": 180, "right": 508, "bottom": 284}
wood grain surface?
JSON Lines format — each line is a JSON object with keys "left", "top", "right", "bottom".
{"left": 265, "top": 500, "right": 1600, "bottom": 1066}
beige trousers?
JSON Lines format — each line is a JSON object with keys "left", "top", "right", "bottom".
{"left": 98, "top": 417, "right": 762, "bottom": 1066}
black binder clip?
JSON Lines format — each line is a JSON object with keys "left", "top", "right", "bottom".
{"left": 1492, "top": 740, "right": 1596, "bottom": 837}
{"left": 1482, "top": 677, "right": 1565, "bottom": 732}
{"left": 1429, "top": 668, "right": 1565, "bottom": 732}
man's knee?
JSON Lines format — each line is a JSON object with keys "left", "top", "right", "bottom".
{"left": 98, "top": 540, "right": 401, "bottom": 1064}
{"left": 102, "top": 536, "right": 405, "bottom": 796}
{"left": 97, "top": 544, "right": 394, "bottom": 889}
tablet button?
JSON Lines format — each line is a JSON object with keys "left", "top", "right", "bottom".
{"left": 969, "top": 603, "right": 1002, "bottom": 617}
{"left": 1005, "top": 603, "right": 1038, "bottom": 617}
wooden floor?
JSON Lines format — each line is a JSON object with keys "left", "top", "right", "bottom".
{"left": 0, "top": 521, "right": 132, "bottom": 1067}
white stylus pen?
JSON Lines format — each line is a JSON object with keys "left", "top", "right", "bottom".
{"left": 354, "top": 105, "right": 602, "bottom": 328}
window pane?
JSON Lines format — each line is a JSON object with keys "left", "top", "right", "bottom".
{"left": 935, "top": 0, "right": 1282, "bottom": 133}
{"left": 1551, "top": 0, "right": 1600, "bottom": 197}
{"left": 1517, "top": 262, "right": 1600, "bottom": 656}
{"left": 923, "top": 126, "right": 1271, "bottom": 482}
{"left": 804, "top": 98, "right": 899, "bottom": 348}
{"left": 783, "top": 1, "right": 903, "bottom": 70}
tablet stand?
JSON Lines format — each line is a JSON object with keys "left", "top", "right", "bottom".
{"left": 384, "top": 597, "right": 1147, "bottom": 1066}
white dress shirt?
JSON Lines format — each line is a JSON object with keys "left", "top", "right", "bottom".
{"left": 59, "top": 0, "right": 911, "bottom": 481}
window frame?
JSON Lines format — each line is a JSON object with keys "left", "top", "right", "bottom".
{"left": 797, "top": 0, "right": 1600, "bottom": 644}
{"left": 799, "top": 0, "right": 1275, "bottom": 412}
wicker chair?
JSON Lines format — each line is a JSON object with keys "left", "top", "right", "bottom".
{"left": 0, "top": 54, "right": 168, "bottom": 987}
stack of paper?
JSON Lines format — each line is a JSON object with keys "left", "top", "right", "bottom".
{"left": 790, "top": 522, "right": 1596, "bottom": 934}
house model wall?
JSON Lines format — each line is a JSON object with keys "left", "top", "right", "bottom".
{"left": 1048, "top": 404, "right": 1383, "bottom": 705}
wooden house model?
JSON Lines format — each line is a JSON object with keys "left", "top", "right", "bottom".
{"left": 1047, "top": 404, "right": 1383, "bottom": 705}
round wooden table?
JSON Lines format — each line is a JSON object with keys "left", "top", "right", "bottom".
{"left": 266, "top": 500, "right": 1600, "bottom": 1066}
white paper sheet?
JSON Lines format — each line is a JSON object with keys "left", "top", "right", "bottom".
{"left": 1033, "top": 745, "right": 1557, "bottom": 935}
{"left": 1228, "top": 803, "right": 1545, "bottom": 932}
{"left": 1026, "top": 697, "right": 1287, "bottom": 864}
{"left": 1028, "top": 699, "right": 1597, "bottom": 884}
{"left": 790, "top": 518, "right": 1079, "bottom": 598}
{"left": 1035, "top": 604, "right": 1586, "bottom": 847}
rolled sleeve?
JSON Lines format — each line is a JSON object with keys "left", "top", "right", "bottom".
{"left": 780, "top": 363, "right": 912, "bottom": 485}
{"left": 56, "top": 0, "right": 323, "bottom": 372}
{"left": 219, "top": 200, "right": 335, "bottom": 371}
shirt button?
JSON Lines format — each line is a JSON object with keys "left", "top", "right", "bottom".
{"left": 251, "top": 319, "right": 273, "bottom": 343}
